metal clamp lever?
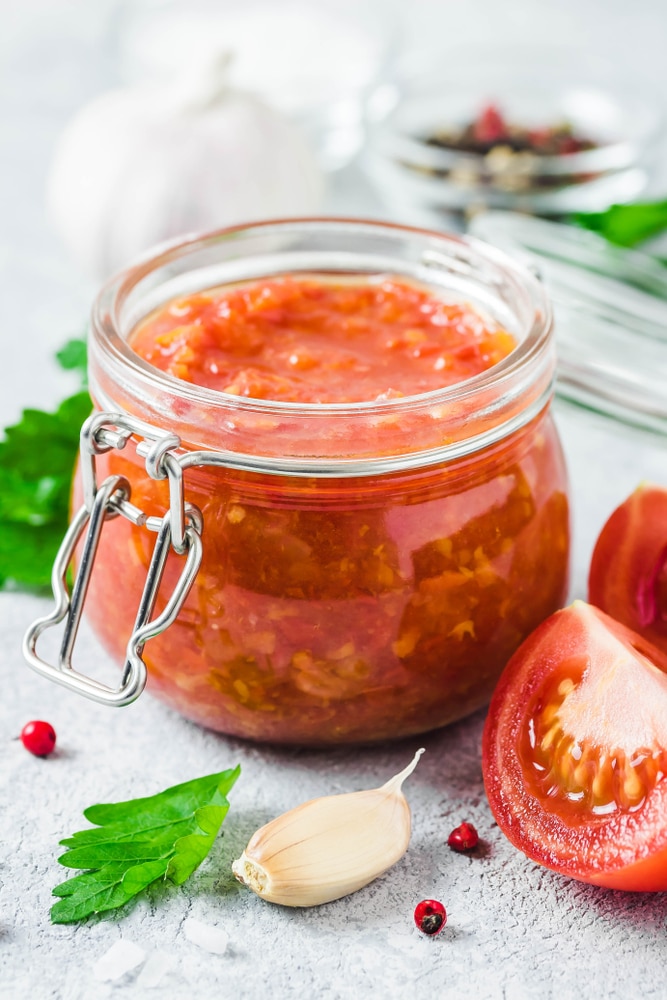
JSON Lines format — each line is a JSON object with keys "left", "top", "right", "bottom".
{"left": 22, "top": 474, "right": 203, "bottom": 707}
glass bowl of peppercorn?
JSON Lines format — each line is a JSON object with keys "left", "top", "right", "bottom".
{"left": 363, "top": 44, "right": 663, "bottom": 226}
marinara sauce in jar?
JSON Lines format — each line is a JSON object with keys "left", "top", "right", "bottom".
{"left": 67, "top": 220, "right": 569, "bottom": 743}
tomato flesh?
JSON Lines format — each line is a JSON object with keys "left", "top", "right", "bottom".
{"left": 589, "top": 484, "right": 667, "bottom": 656}
{"left": 482, "top": 601, "right": 667, "bottom": 890}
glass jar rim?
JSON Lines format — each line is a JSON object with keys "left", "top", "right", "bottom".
{"left": 89, "top": 217, "right": 556, "bottom": 471}
{"left": 93, "top": 217, "right": 551, "bottom": 413}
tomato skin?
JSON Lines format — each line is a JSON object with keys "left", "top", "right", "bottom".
{"left": 482, "top": 602, "right": 667, "bottom": 891}
{"left": 588, "top": 484, "right": 667, "bottom": 656}
{"left": 586, "top": 846, "right": 667, "bottom": 892}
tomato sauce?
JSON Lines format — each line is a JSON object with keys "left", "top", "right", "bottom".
{"left": 129, "top": 276, "right": 517, "bottom": 402}
{"left": 85, "top": 273, "right": 569, "bottom": 744}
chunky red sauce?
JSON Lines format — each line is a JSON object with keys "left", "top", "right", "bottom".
{"left": 129, "top": 276, "right": 516, "bottom": 403}
{"left": 84, "top": 274, "right": 569, "bottom": 745}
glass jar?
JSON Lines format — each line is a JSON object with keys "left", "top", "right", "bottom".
{"left": 33, "top": 219, "right": 570, "bottom": 744}
{"left": 468, "top": 210, "right": 667, "bottom": 602}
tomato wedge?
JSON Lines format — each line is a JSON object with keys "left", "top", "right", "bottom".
{"left": 589, "top": 484, "right": 667, "bottom": 656}
{"left": 482, "top": 601, "right": 667, "bottom": 890}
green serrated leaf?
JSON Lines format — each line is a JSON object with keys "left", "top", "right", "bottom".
{"left": 0, "top": 387, "right": 92, "bottom": 591}
{"left": 0, "top": 392, "right": 91, "bottom": 477}
{"left": 51, "top": 860, "right": 168, "bottom": 924}
{"left": 59, "top": 816, "right": 195, "bottom": 849}
{"left": 167, "top": 803, "right": 232, "bottom": 885}
{"left": 0, "top": 521, "right": 66, "bottom": 589}
{"left": 573, "top": 199, "right": 667, "bottom": 248}
{"left": 83, "top": 770, "right": 238, "bottom": 830}
{"left": 56, "top": 338, "right": 88, "bottom": 383}
{"left": 51, "top": 767, "right": 240, "bottom": 924}
{"left": 51, "top": 863, "right": 130, "bottom": 897}
{"left": 58, "top": 834, "right": 176, "bottom": 870}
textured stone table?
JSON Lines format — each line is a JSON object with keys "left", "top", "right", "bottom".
{"left": 3, "top": 3, "right": 667, "bottom": 999}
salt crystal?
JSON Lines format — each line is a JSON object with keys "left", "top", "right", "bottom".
{"left": 136, "top": 950, "right": 176, "bottom": 989}
{"left": 182, "top": 917, "right": 229, "bottom": 955}
{"left": 93, "top": 939, "right": 146, "bottom": 981}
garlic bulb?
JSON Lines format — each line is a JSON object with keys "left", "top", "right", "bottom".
{"left": 120, "top": 3, "right": 393, "bottom": 170}
{"left": 47, "top": 55, "right": 325, "bottom": 281}
{"left": 232, "top": 748, "right": 424, "bottom": 907}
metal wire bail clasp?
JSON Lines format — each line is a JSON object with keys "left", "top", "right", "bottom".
{"left": 23, "top": 411, "right": 203, "bottom": 707}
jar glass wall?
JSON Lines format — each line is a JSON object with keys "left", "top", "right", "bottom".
{"left": 468, "top": 211, "right": 667, "bottom": 605}
{"left": 82, "top": 219, "right": 570, "bottom": 744}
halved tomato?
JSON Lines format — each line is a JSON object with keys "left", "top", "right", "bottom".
{"left": 482, "top": 601, "right": 667, "bottom": 890}
{"left": 589, "top": 484, "right": 667, "bottom": 656}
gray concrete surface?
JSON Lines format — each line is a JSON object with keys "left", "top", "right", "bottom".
{"left": 2, "top": 2, "right": 667, "bottom": 998}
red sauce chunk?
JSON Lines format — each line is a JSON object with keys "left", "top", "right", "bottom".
{"left": 129, "top": 276, "right": 517, "bottom": 403}
{"left": 83, "top": 274, "right": 569, "bottom": 745}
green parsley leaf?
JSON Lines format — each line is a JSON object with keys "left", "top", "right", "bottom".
{"left": 0, "top": 335, "right": 90, "bottom": 590}
{"left": 0, "top": 390, "right": 92, "bottom": 589}
{"left": 55, "top": 337, "right": 88, "bottom": 385}
{"left": 51, "top": 767, "right": 241, "bottom": 924}
{"left": 573, "top": 199, "right": 667, "bottom": 248}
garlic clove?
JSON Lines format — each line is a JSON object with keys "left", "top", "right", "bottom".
{"left": 232, "top": 748, "right": 424, "bottom": 907}
{"left": 47, "top": 63, "right": 324, "bottom": 281}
